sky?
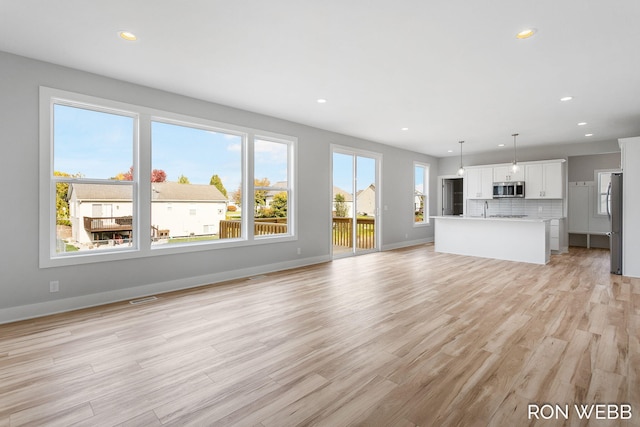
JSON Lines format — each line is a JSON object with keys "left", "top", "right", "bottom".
{"left": 54, "top": 103, "right": 376, "bottom": 196}
{"left": 332, "top": 152, "right": 376, "bottom": 193}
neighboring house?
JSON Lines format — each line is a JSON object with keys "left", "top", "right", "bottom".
{"left": 67, "top": 184, "right": 134, "bottom": 246}
{"left": 356, "top": 184, "right": 376, "bottom": 217}
{"left": 67, "top": 182, "right": 228, "bottom": 246}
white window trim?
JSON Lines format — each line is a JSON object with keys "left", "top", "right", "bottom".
{"left": 40, "top": 87, "right": 297, "bottom": 268}
{"left": 594, "top": 168, "right": 621, "bottom": 217}
{"left": 253, "top": 135, "right": 296, "bottom": 240}
{"left": 413, "top": 161, "right": 430, "bottom": 226}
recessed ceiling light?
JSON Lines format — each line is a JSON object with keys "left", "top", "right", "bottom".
{"left": 498, "top": 144, "right": 505, "bottom": 147}
{"left": 560, "top": 96, "right": 573, "bottom": 102}
{"left": 516, "top": 28, "right": 536, "bottom": 39}
{"left": 578, "top": 122, "right": 587, "bottom": 126}
{"left": 401, "top": 127, "right": 409, "bottom": 131}
{"left": 447, "top": 150, "right": 453, "bottom": 153}
{"left": 585, "top": 133, "right": 593, "bottom": 137}
{"left": 316, "top": 98, "right": 327, "bottom": 104}
{"left": 118, "top": 31, "right": 137, "bottom": 41}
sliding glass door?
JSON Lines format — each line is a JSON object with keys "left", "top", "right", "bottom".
{"left": 331, "top": 147, "right": 380, "bottom": 257}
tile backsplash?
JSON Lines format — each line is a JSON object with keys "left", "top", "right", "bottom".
{"left": 466, "top": 198, "right": 564, "bottom": 218}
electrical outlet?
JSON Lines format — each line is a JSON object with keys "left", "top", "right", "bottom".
{"left": 297, "top": 247, "right": 301, "bottom": 255}
{"left": 49, "top": 280, "right": 59, "bottom": 293}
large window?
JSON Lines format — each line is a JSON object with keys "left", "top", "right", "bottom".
{"left": 51, "top": 103, "right": 137, "bottom": 255}
{"left": 150, "top": 120, "right": 243, "bottom": 245}
{"left": 414, "top": 162, "right": 429, "bottom": 224}
{"left": 40, "top": 87, "right": 296, "bottom": 267}
{"left": 253, "top": 138, "right": 292, "bottom": 237}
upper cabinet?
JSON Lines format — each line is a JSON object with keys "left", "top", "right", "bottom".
{"left": 465, "top": 167, "right": 493, "bottom": 199}
{"left": 493, "top": 165, "right": 524, "bottom": 182}
{"left": 525, "top": 162, "right": 564, "bottom": 199}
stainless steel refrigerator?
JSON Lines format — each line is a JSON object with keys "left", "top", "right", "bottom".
{"left": 607, "top": 172, "right": 623, "bottom": 275}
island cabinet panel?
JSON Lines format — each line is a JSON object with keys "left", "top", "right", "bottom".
{"left": 525, "top": 162, "right": 563, "bottom": 199}
{"left": 493, "top": 165, "right": 524, "bottom": 182}
{"left": 465, "top": 167, "right": 493, "bottom": 199}
{"left": 433, "top": 216, "right": 551, "bottom": 264}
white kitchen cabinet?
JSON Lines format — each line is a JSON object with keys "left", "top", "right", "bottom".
{"left": 465, "top": 167, "right": 493, "bottom": 199}
{"left": 493, "top": 165, "right": 524, "bottom": 182}
{"left": 525, "top": 162, "right": 563, "bottom": 199}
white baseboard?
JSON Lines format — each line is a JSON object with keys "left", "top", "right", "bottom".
{"left": 0, "top": 255, "right": 331, "bottom": 325}
{"left": 381, "top": 237, "right": 433, "bottom": 251}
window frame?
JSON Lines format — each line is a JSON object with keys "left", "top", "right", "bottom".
{"left": 594, "top": 168, "right": 621, "bottom": 217}
{"left": 252, "top": 136, "right": 295, "bottom": 240}
{"left": 40, "top": 87, "right": 297, "bottom": 268}
{"left": 413, "top": 162, "right": 430, "bottom": 226}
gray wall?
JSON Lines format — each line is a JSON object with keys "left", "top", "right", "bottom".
{"left": 567, "top": 152, "right": 621, "bottom": 182}
{"left": 0, "top": 51, "right": 436, "bottom": 321}
{"left": 567, "top": 152, "right": 621, "bottom": 248}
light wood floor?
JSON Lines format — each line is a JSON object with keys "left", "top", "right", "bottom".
{"left": 1, "top": 245, "right": 638, "bottom": 427}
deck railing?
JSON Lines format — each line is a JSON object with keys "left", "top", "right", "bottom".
{"left": 219, "top": 218, "right": 288, "bottom": 239}
{"left": 332, "top": 217, "right": 375, "bottom": 249}
{"left": 219, "top": 217, "right": 375, "bottom": 249}
{"left": 83, "top": 216, "right": 133, "bottom": 232}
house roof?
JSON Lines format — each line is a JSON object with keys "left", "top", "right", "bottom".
{"left": 68, "top": 184, "right": 132, "bottom": 201}
{"left": 69, "top": 182, "right": 227, "bottom": 202}
{"left": 265, "top": 181, "right": 289, "bottom": 197}
{"left": 152, "top": 182, "right": 227, "bottom": 202}
{"left": 333, "top": 186, "right": 353, "bottom": 202}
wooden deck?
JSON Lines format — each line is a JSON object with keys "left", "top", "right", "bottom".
{"left": 83, "top": 216, "right": 133, "bottom": 233}
{"left": 0, "top": 246, "right": 637, "bottom": 426}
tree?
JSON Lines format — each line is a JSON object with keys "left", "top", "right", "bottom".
{"left": 54, "top": 171, "right": 72, "bottom": 225}
{"left": 178, "top": 174, "right": 190, "bottom": 184}
{"left": 209, "top": 174, "right": 228, "bottom": 197}
{"left": 231, "top": 178, "right": 270, "bottom": 208}
{"left": 151, "top": 169, "right": 167, "bottom": 182}
{"left": 270, "top": 192, "right": 288, "bottom": 217}
{"left": 254, "top": 177, "right": 270, "bottom": 213}
{"left": 113, "top": 166, "right": 133, "bottom": 181}
{"left": 113, "top": 166, "right": 166, "bottom": 182}
{"left": 334, "top": 193, "right": 348, "bottom": 217}
{"left": 232, "top": 186, "right": 242, "bottom": 206}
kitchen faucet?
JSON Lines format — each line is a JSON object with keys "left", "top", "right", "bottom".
{"left": 483, "top": 201, "right": 488, "bottom": 218}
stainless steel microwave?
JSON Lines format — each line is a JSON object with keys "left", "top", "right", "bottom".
{"left": 493, "top": 181, "right": 525, "bottom": 198}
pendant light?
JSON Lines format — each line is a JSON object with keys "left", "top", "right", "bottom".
{"left": 511, "top": 133, "right": 519, "bottom": 173}
{"left": 457, "top": 141, "right": 465, "bottom": 176}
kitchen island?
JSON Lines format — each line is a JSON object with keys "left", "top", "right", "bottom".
{"left": 431, "top": 216, "right": 551, "bottom": 265}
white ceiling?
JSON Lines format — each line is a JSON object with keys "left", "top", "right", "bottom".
{"left": 2, "top": 1, "right": 640, "bottom": 157}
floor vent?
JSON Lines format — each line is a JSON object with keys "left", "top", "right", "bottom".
{"left": 129, "top": 296, "right": 158, "bottom": 305}
{"left": 248, "top": 275, "right": 267, "bottom": 280}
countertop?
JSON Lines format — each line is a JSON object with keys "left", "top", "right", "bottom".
{"left": 431, "top": 215, "right": 553, "bottom": 223}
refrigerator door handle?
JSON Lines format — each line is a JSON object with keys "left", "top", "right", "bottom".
{"left": 606, "top": 181, "right": 612, "bottom": 221}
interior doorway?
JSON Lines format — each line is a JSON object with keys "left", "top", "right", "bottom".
{"left": 331, "top": 147, "right": 380, "bottom": 258}
{"left": 442, "top": 177, "right": 464, "bottom": 216}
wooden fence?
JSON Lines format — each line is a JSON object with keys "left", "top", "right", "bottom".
{"left": 332, "top": 217, "right": 375, "bottom": 249}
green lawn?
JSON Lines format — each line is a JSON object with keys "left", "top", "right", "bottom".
{"left": 167, "top": 235, "right": 219, "bottom": 244}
